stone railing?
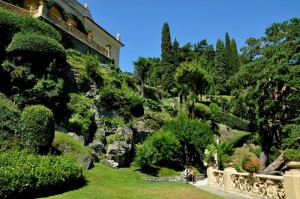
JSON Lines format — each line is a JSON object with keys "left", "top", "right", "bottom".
{"left": 207, "top": 166, "right": 300, "bottom": 199}
{"left": 43, "top": 11, "right": 109, "bottom": 58}
{"left": 232, "top": 173, "right": 284, "bottom": 199}
{"left": 0, "top": 0, "right": 29, "bottom": 16}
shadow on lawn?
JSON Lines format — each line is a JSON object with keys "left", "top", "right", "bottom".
{"left": 9, "top": 177, "right": 88, "bottom": 199}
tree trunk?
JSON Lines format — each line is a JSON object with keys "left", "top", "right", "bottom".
{"left": 141, "top": 79, "right": 144, "bottom": 97}
{"left": 259, "top": 151, "right": 268, "bottom": 173}
{"left": 262, "top": 153, "right": 285, "bottom": 175}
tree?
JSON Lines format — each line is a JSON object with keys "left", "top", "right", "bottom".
{"left": 233, "top": 18, "right": 300, "bottom": 173}
{"left": 161, "top": 22, "right": 173, "bottom": 65}
{"left": 213, "top": 39, "right": 227, "bottom": 95}
{"left": 175, "top": 61, "right": 210, "bottom": 117}
{"left": 225, "top": 32, "right": 231, "bottom": 78}
{"left": 133, "top": 57, "right": 152, "bottom": 97}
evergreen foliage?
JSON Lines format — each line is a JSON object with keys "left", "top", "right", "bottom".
{"left": 212, "top": 110, "right": 249, "bottom": 131}
{"left": 19, "top": 105, "right": 54, "bottom": 153}
{"left": 161, "top": 23, "right": 173, "bottom": 65}
{"left": 214, "top": 39, "right": 227, "bottom": 94}
{"left": 7, "top": 32, "right": 65, "bottom": 58}
{"left": 0, "top": 151, "right": 83, "bottom": 198}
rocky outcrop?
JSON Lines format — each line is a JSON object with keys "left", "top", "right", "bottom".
{"left": 106, "top": 141, "right": 132, "bottom": 167}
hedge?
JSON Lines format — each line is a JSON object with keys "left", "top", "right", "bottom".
{"left": 144, "top": 98, "right": 161, "bottom": 112}
{"left": 212, "top": 110, "right": 249, "bottom": 131}
{"left": 6, "top": 32, "right": 65, "bottom": 57}
{"left": 21, "top": 16, "right": 62, "bottom": 42}
{"left": 0, "top": 8, "right": 22, "bottom": 43}
{"left": 20, "top": 105, "right": 55, "bottom": 153}
{"left": 0, "top": 93, "right": 20, "bottom": 149}
{"left": 0, "top": 151, "right": 83, "bottom": 198}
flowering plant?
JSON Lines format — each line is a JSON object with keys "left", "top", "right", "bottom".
{"left": 242, "top": 157, "right": 260, "bottom": 173}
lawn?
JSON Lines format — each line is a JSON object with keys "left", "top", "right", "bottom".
{"left": 40, "top": 163, "right": 221, "bottom": 199}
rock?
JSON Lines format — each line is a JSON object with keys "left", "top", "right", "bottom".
{"left": 89, "top": 138, "right": 105, "bottom": 154}
{"left": 77, "top": 153, "right": 94, "bottom": 169}
{"left": 67, "top": 132, "right": 87, "bottom": 145}
{"left": 106, "top": 141, "right": 132, "bottom": 167}
{"left": 54, "top": 123, "right": 68, "bottom": 133}
{"left": 105, "top": 159, "right": 119, "bottom": 169}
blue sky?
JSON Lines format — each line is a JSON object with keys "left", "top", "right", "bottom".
{"left": 78, "top": 0, "right": 300, "bottom": 72}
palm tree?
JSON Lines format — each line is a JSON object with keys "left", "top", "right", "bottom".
{"left": 133, "top": 57, "right": 151, "bottom": 97}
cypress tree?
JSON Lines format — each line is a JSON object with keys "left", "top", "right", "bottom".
{"left": 173, "top": 38, "right": 180, "bottom": 70}
{"left": 161, "top": 23, "right": 173, "bottom": 65}
{"left": 225, "top": 32, "right": 231, "bottom": 77}
{"left": 230, "top": 38, "right": 240, "bottom": 75}
{"left": 214, "top": 39, "right": 227, "bottom": 94}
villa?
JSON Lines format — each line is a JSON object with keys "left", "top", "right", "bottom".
{"left": 0, "top": 0, "right": 124, "bottom": 66}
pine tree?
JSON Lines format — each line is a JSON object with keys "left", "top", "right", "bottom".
{"left": 161, "top": 23, "right": 173, "bottom": 65}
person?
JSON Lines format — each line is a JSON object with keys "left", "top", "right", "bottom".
{"left": 187, "top": 166, "right": 196, "bottom": 182}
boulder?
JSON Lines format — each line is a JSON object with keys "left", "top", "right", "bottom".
{"left": 105, "top": 159, "right": 119, "bottom": 169}
{"left": 89, "top": 138, "right": 105, "bottom": 154}
{"left": 77, "top": 153, "right": 94, "bottom": 170}
{"left": 106, "top": 141, "right": 132, "bottom": 167}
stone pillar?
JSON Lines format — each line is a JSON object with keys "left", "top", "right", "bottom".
{"left": 283, "top": 167, "right": 300, "bottom": 199}
{"left": 207, "top": 166, "right": 216, "bottom": 185}
{"left": 223, "top": 166, "right": 237, "bottom": 191}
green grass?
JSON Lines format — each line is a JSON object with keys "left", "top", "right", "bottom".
{"left": 40, "top": 163, "right": 221, "bottom": 199}
{"left": 52, "top": 131, "right": 92, "bottom": 156}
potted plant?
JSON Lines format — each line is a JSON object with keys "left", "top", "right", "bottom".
{"left": 221, "top": 154, "right": 233, "bottom": 168}
{"left": 284, "top": 148, "right": 300, "bottom": 169}
{"left": 65, "top": 13, "right": 77, "bottom": 28}
{"left": 242, "top": 156, "right": 260, "bottom": 174}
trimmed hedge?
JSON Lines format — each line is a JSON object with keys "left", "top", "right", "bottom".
{"left": 7, "top": 32, "right": 65, "bottom": 57}
{"left": 144, "top": 98, "right": 161, "bottom": 112}
{"left": 20, "top": 105, "right": 55, "bottom": 153}
{"left": 212, "top": 110, "right": 249, "bottom": 131}
{"left": 22, "top": 16, "right": 62, "bottom": 42}
{"left": 0, "top": 151, "right": 83, "bottom": 198}
{"left": 194, "top": 103, "right": 212, "bottom": 120}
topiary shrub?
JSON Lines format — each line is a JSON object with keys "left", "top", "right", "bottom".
{"left": 21, "top": 16, "right": 62, "bottom": 42}
{"left": 6, "top": 32, "right": 65, "bottom": 58}
{"left": 144, "top": 98, "right": 161, "bottom": 112}
{"left": 19, "top": 105, "right": 54, "bottom": 153}
{"left": 212, "top": 110, "right": 249, "bottom": 131}
{"left": 284, "top": 148, "right": 300, "bottom": 161}
{"left": 0, "top": 8, "right": 22, "bottom": 44}
{"left": 209, "top": 102, "right": 221, "bottom": 111}
{"left": 194, "top": 103, "right": 212, "bottom": 120}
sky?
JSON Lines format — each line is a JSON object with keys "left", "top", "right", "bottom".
{"left": 78, "top": 0, "right": 300, "bottom": 73}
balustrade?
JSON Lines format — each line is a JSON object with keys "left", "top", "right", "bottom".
{"left": 208, "top": 167, "right": 289, "bottom": 199}
{"left": 0, "top": 0, "right": 29, "bottom": 16}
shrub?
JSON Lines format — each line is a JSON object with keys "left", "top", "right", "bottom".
{"left": 99, "top": 86, "right": 119, "bottom": 110}
{"left": 0, "top": 93, "right": 21, "bottom": 150}
{"left": 21, "top": 16, "right": 61, "bottom": 42}
{"left": 6, "top": 32, "right": 65, "bottom": 58}
{"left": 67, "top": 93, "right": 95, "bottom": 136}
{"left": 129, "top": 95, "right": 144, "bottom": 117}
{"left": 0, "top": 8, "right": 22, "bottom": 43}
{"left": 242, "top": 156, "right": 260, "bottom": 173}
{"left": 133, "top": 130, "right": 180, "bottom": 170}
{"left": 212, "top": 110, "right": 249, "bottom": 131}
{"left": 163, "top": 105, "right": 178, "bottom": 117}
{"left": 19, "top": 105, "right": 54, "bottom": 153}
{"left": 144, "top": 98, "right": 161, "bottom": 112}
{"left": 194, "top": 103, "right": 212, "bottom": 120}
{"left": 209, "top": 102, "right": 221, "bottom": 111}
{"left": 0, "top": 150, "right": 83, "bottom": 198}
{"left": 284, "top": 148, "right": 300, "bottom": 161}
{"left": 221, "top": 154, "right": 232, "bottom": 167}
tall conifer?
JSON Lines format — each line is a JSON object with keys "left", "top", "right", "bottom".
{"left": 161, "top": 23, "right": 173, "bottom": 65}
{"left": 230, "top": 38, "right": 240, "bottom": 75}
{"left": 214, "top": 39, "right": 227, "bottom": 94}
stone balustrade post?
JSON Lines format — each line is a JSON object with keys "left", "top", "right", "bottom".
{"left": 223, "top": 166, "right": 237, "bottom": 191}
{"left": 283, "top": 165, "right": 300, "bottom": 199}
{"left": 207, "top": 166, "right": 216, "bottom": 185}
